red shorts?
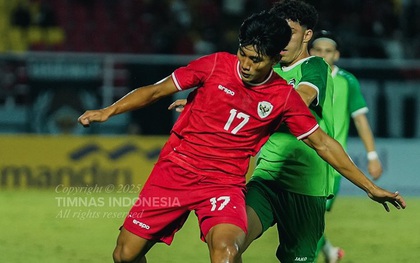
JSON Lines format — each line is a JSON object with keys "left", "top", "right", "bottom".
{"left": 123, "top": 159, "right": 247, "bottom": 245}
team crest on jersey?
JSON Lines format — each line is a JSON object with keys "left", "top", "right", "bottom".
{"left": 257, "top": 101, "right": 273, "bottom": 119}
{"left": 288, "top": 78, "right": 296, "bottom": 87}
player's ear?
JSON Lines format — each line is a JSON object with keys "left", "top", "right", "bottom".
{"left": 334, "top": 50, "right": 340, "bottom": 62}
{"left": 303, "top": 29, "right": 313, "bottom": 43}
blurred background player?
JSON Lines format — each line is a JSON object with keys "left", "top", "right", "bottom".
{"left": 310, "top": 30, "right": 384, "bottom": 263}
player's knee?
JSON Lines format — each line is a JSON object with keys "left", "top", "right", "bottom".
{"left": 206, "top": 224, "right": 245, "bottom": 262}
{"left": 113, "top": 245, "right": 144, "bottom": 263}
{"left": 210, "top": 241, "right": 241, "bottom": 262}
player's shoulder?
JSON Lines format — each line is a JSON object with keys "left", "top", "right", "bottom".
{"left": 302, "top": 56, "right": 330, "bottom": 71}
{"left": 335, "top": 67, "right": 361, "bottom": 88}
{"left": 336, "top": 67, "right": 358, "bottom": 81}
{"left": 280, "top": 56, "right": 328, "bottom": 73}
{"left": 214, "top": 51, "right": 235, "bottom": 59}
{"left": 196, "top": 52, "right": 234, "bottom": 62}
{"left": 191, "top": 52, "right": 237, "bottom": 69}
{"left": 212, "top": 52, "right": 238, "bottom": 65}
{"left": 306, "top": 56, "right": 329, "bottom": 66}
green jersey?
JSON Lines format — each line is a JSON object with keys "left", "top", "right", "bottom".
{"left": 251, "top": 56, "right": 335, "bottom": 197}
{"left": 330, "top": 66, "right": 368, "bottom": 180}
{"left": 332, "top": 66, "right": 368, "bottom": 149}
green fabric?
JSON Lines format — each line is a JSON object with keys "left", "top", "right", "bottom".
{"left": 253, "top": 56, "right": 335, "bottom": 197}
{"left": 325, "top": 175, "right": 342, "bottom": 211}
{"left": 246, "top": 177, "right": 326, "bottom": 262}
{"left": 329, "top": 67, "right": 367, "bottom": 202}
{"left": 316, "top": 67, "right": 367, "bottom": 259}
{"left": 332, "top": 67, "right": 367, "bottom": 150}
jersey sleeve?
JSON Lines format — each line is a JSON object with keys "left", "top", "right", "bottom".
{"left": 343, "top": 70, "right": 368, "bottom": 117}
{"left": 171, "top": 53, "right": 217, "bottom": 91}
{"left": 299, "top": 57, "right": 330, "bottom": 106}
{"left": 282, "top": 88, "right": 319, "bottom": 140}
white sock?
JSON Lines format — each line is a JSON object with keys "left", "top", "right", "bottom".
{"left": 323, "top": 239, "right": 334, "bottom": 255}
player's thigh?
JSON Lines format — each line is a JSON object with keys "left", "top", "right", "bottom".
{"left": 240, "top": 205, "right": 263, "bottom": 253}
{"left": 245, "top": 179, "right": 276, "bottom": 234}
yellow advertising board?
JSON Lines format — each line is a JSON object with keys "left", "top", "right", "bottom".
{"left": 0, "top": 135, "right": 167, "bottom": 189}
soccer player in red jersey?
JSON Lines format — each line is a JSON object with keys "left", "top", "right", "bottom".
{"left": 78, "top": 10, "right": 405, "bottom": 263}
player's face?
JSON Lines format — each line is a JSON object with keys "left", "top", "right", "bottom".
{"left": 279, "top": 20, "right": 311, "bottom": 66}
{"left": 237, "top": 45, "right": 276, "bottom": 85}
{"left": 310, "top": 39, "right": 340, "bottom": 67}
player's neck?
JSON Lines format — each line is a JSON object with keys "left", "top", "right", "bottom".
{"left": 283, "top": 50, "right": 310, "bottom": 67}
{"left": 244, "top": 69, "right": 274, "bottom": 86}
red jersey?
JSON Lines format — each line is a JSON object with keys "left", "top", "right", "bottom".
{"left": 165, "top": 52, "right": 318, "bottom": 183}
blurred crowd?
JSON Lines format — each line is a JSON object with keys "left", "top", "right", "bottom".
{"left": 2, "top": 0, "right": 420, "bottom": 58}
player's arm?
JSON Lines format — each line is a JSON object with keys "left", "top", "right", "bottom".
{"left": 302, "top": 128, "right": 406, "bottom": 212}
{"left": 353, "top": 113, "right": 383, "bottom": 180}
{"left": 295, "top": 83, "right": 318, "bottom": 106}
{"left": 78, "top": 76, "right": 178, "bottom": 127}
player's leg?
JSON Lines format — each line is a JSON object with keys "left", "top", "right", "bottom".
{"left": 195, "top": 183, "right": 248, "bottom": 263}
{"left": 321, "top": 239, "right": 345, "bottom": 263}
{"left": 318, "top": 174, "right": 345, "bottom": 263}
{"left": 205, "top": 223, "right": 246, "bottom": 263}
{"left": 113, "top": 227, "right": 155, "bottom": 263}
{"left": 240, "top": 178, "right": 275, "bottom": 254}
{"left": 242, "top": 205, "right": 263, "bottom": 251}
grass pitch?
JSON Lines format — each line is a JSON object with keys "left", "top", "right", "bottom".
{"left": 0, "top": 189, "right": 418, "bottom": 263}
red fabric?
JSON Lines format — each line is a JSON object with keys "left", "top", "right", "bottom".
{"left": 123, "top": 159, "right": 247, "bottom": 244}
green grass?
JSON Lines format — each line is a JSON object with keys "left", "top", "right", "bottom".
{"left": 0, "top": 189, "right": 418, "bottom": 263}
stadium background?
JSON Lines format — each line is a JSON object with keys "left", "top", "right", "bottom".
{"left": 0, "top": 0, "right": 419, "bottom": 262}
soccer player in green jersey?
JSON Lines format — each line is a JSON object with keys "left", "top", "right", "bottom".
{"left": 310, "top": 30, "right": 383, "bottom": 263}
{"left": 241, "top": 1, "right": 338, "bottom": 262}
{"left": 169, "top": 2, "right": 402, "bottom": 262}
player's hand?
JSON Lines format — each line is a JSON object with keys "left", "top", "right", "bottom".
{"left": 367, "top": 186, "right": 406, "bottom": 212}
{"left": 168, "top": 99, "right": 187, "bottom": 112}
{"left": 78, "top": 109, "right": 110, "bottom": 127}
{"left": 368, "top": 159, "right": 383, "bottom": 180}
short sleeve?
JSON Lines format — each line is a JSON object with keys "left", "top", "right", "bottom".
{"left": 346, "top": 71, "right": 368, "bottom": 116}
{"left": 300, "top": 57, "right": 330, "bottom": 106}
{"left": 172, "top": 53, "right": 218, "bottom": 91}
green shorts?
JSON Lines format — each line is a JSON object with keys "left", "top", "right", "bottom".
{"left": 246, "top": 177, "right": 327, "bottom": 263}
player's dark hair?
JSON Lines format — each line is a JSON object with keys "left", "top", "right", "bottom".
{"left": 270, "top": 0, "right": 318, "bottom": 30}
{"left": 310, "top": 30, "right": 341, "bottom": 51}
{"left": 238, "top": 10, "right": 291, "bottom": 59}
